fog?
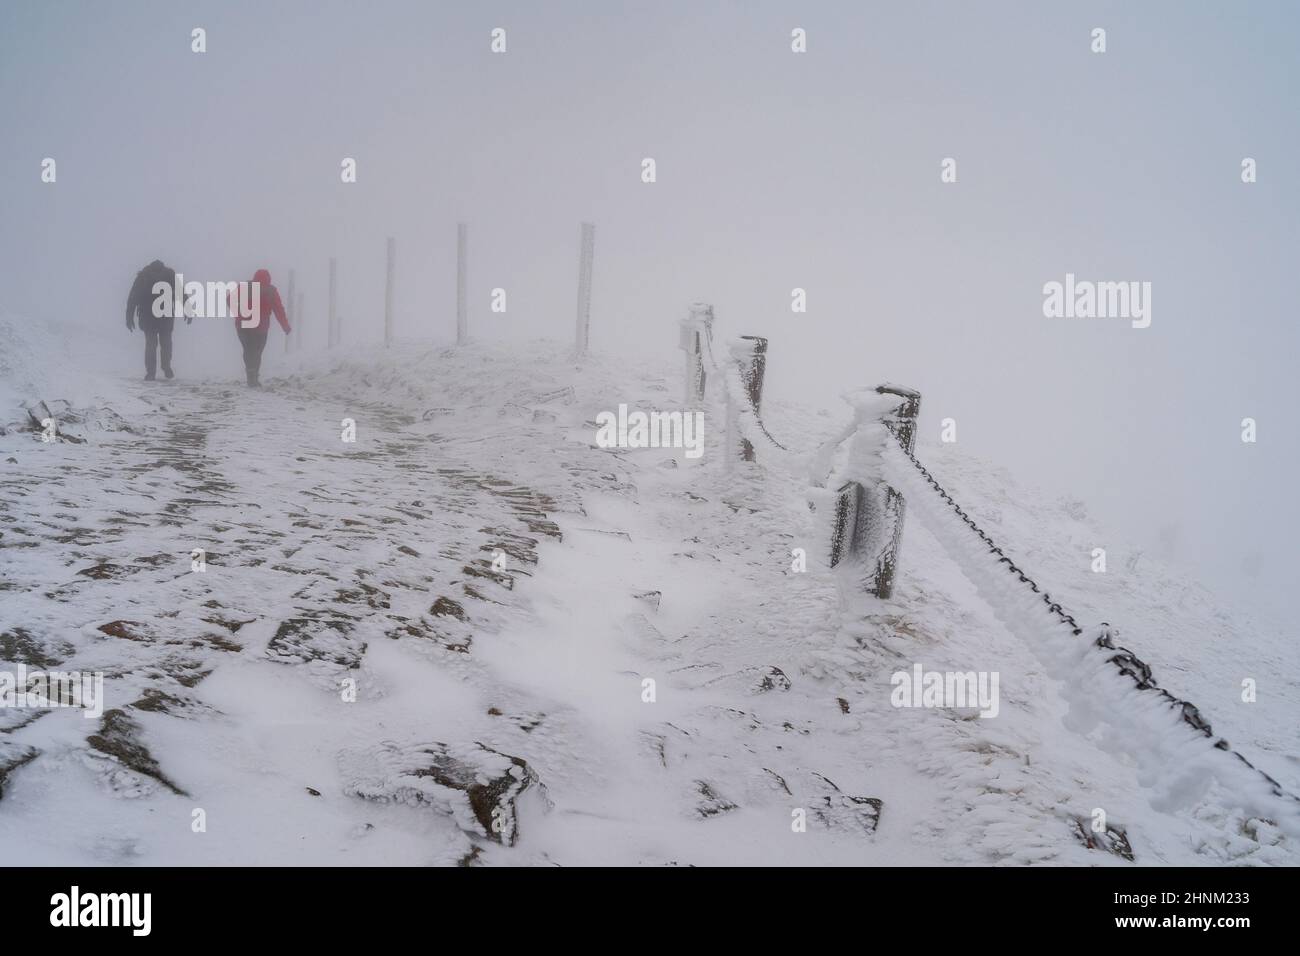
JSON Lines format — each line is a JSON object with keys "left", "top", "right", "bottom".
{"left": 2, "top": 0, "right": 1296, "bottom": 618}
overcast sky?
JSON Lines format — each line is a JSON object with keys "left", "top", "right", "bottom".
{"left": 2, "top": 0, "right": 1297, "bottom": 618}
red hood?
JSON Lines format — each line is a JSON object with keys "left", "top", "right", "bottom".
{"left": 253, "top": 269, "right": 271, "bottom": 285}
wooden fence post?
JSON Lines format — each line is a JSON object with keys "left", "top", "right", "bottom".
{"left": 456, "top": 223, "right": 468, "bottom": 345}
{"left": 575, "top": 222, "right": 595, "bottom": 355}
{"left": 678, "top": 302, "right": 713, "bottom": 405}
{"left": 328, "top": 257, "right": 338, "bottom": 348}
{"left": 384, "top": 237, "right": 395, "bottom": 348}
{"left": 832, "top": 384, "right": 921, "bottom": 599}
{"left": 285, "top": 269, "right": 296, "bottom": 355}
{"left": 725, "top": 336, "right": 768, "bottom": 463}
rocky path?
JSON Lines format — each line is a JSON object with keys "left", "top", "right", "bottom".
{"left": 5, "top": 346, "right": 1284, "bottom": 866}
{"left": 0, "top": 355, "right": 909, "bottom": 865}
{"left": 0, "top": 374, "right": 575, "bottom": 864}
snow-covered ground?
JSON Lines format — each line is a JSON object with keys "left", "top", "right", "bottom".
{"left": 1, "top": 311, "right": 1296, "bottom": 866}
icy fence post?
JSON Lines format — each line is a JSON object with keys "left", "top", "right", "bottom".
{"left": 384, "top": 237, "right": 396, "bottom": 348}
{"left": 327, "top": 257, "right": 338, "bottom": 349}
{"left": 678, "top": 302, "right": 713, "bottom": 405}
{"left": 575, "top": 222, "right": 595, "bottom": 356}
{"left": 830, "top": 384, "right": 921, "bottom": 599}
{"left": 295, "top": 292, "right": 304, "bottom": 353}
{"left": 724, "top": 336, "right": 768, "bottom": 463}
{"left": 456, "top": 223, "right": 468, "bottom": 345}
{"left": 285, "top": 269, "right": 296, "bottom": 355}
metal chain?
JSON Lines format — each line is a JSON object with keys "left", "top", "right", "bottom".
{"left": 705, "top": 329, "right": 791, "bottom": 452}
{"left": 893, "top": 438, "right": 1083, "bottom": 634}
{"left": 890, "top": 433, "right": 1300, "bottom": 808}
{"left": 748, "top": 402, "right": 791, "bottom": 452}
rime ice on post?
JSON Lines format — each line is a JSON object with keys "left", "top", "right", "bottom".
{"left": 724, "top": 336, "right": 768, "bottom": 464}
{"left": 574, "top": 222, "right": 595, "bottom": 355}
{"left": 678, "top": 302, "right": 713, "bottom": 405}
{"left": 384, "top": 237, "right": 396, "bottom": 348}
{"left": 328, "top": 257, "right": 338, "bottom": 349}
{"left": 831, "top": 384, "right": 921, "bottom": 599}
{"left": 456, "top": 223, "right": 468, "bottom": 345}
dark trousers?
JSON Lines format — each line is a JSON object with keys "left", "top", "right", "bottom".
{"left": 140, "top": 316, "right": 174, "bottom": 378}
{"left": 237, "top": 327, "right": 269, "bottom": 385}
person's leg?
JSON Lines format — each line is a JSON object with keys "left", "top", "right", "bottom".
{"left": 143, "top": 327, "right": 158, "bottom": 380}
{"left": 237, "top": 328, "right": 255, "bottom": 385}
{"left": 160, "top": 317, "right": 174, "bottom": 378}
{"left": 249, "top": 331, "right": 268, "bottom": 386}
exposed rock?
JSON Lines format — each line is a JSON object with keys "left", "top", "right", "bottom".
{"left": 703, "top": 665, "right": 792, "bottom": 695}
{"left": 478, "top": 528, "right": 540, "bottom": 566}
{"left": 201, "top": 614, "right": 256, "bottom": 633}
{"left": 267, "top": 617, "right": 363, "bottom": 669}
{"left": 189, "top": 632, "right": 242, "bottom": 653}
{"left": 0, "top": 628, "right": 74, "bottom": 669}
{"left": 386, "top": 616, "right": 471, "bottom": 654}
{"left": 430, "top": 597, "right": 467, "bottom": 621}
{"left": 333, "top": 582, "right": 390, "bottom": 610}
{"left": 87, "top": 709, "right": 188, "bottom": 796}
{"left": 129, "top": 688, "right": 211, "bottom": 717}
{"left": 806, "top": 774, "right": 882, "bottom": 833}
{"left": 695, "top": 780, "right": 738, "bottom": 818}
{"left": 78, "top": 562, "right": 138, "bottom": 581}
{"left": 0, "top": 744, "right": 38, "bottom": 800}
{"left": 97, "top": 620, "right": 153, "bottom": 642}
{"left": 756, "top": 666, "right": 792, "bottom": 693}
{"left": 1071, "top": 816, "right": 1135, "bottom": 861}
{"left": 813, "top": 793, "right": 883, "bottom": 833}
{"left": 462, "top": 558, "right": 514, "bottom": 590}
{"left": 342, "top": 741, "right": 542, "bottom": 847}
{"left": 458, "top": 844, "right": 484, "bottom": 867}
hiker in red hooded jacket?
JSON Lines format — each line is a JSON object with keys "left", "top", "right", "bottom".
{"left": 229, "top": 268, "right": 290, "bottom": 387}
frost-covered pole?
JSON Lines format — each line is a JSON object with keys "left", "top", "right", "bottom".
{"left": 285, "top": 269, "right": 296, "bottom": 355}
{"left": 328, "top": 257, "right": 338, "bottom": 349}
{"left": 725, "top": 336, "right": 767, "bottom": 463}
{"left": 575, "top": 222, "right": 595, "bottom": 355}
{"left": 295, "top": 292, "right": 304, "bottom": 353}
{"left": 678, "top": 302, "right": 713, "bottom": 405}
{"left": 384, "top": 237, "right": 395, "bottom": 348}
{"left": 836, "top": 384, "right": 921, "bottom": 599}
{"left": 456, "top": 223, "right": 468, "bottom": 345}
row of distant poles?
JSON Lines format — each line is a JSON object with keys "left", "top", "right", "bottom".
{"left": 281, "top": 222, "right": 597, "bottom": 357}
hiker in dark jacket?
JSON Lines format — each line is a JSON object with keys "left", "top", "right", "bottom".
{"left": 228, "top": 268, "right": 290, "bottom": 387}
{"left": 125, "top": 259, "right": 188, "bottom": 380}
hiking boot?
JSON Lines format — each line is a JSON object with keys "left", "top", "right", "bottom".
{"left": 163, "top": 367, "right": 174, "bottom": 380}
{"left": 144, "top": 373, "right": 155, "bottom": 382}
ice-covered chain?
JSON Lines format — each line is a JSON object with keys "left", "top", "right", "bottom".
{"left": 710, "top": 332, "right": 792, "bottom": 453}
{"left": 890, "top": 431, "right": 1300, "bottom": 810}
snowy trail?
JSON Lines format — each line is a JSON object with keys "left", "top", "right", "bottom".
{"left": 0, "top": 356, "right": 911, "bottom": 864}
{"left": 1, "top": 342, "right": 1296, "bottom": 865}
{"left": 0, "top": 373, "right": 580, "bottom": 863}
